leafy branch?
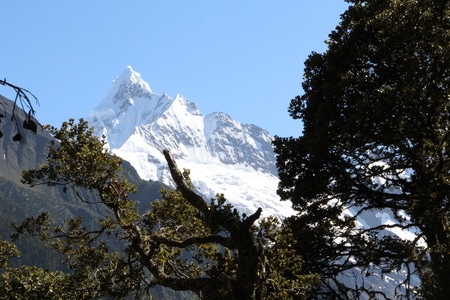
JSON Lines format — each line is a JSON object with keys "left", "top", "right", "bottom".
{"left": 0, "top": 78, "right": 40, "bottom": 140}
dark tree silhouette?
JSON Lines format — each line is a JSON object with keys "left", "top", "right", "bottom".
{"left": 274, "top": 0, "right": 450, "bottom": 298}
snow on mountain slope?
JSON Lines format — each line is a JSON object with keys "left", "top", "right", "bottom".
{"left": 87, "top": 66, "right": 293, "bottom": 218}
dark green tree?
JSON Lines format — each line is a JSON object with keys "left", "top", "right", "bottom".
{"left": 273, "top": 0, "right": 449, "bottom": 299}
{"left": 8, "top": 118, "right": 316, "bottom": 299}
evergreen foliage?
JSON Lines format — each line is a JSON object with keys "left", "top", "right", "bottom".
{"left": 273, "top": 0, "right": 450, "bottom": 298}
{"left": 4, "top": 118, "right": 316, "bottom": 299}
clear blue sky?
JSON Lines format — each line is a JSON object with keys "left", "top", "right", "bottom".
{"left": 1, "top": 1, "right": 348, "bottom": 137}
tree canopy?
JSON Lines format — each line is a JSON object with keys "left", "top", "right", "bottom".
{"left": 274, "top": 0, "right": 450, "bottom": 298}
{"left": 2, "top": 118, "right": 316, "bottom": 299}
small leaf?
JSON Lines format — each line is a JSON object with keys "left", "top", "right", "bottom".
{"left": 23, "top": 119, "right": 37, "bottom": 134}
{"left": 12, "top": 133, "right": 22, "bottom": 142}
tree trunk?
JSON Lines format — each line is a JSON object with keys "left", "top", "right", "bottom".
{"left": 421, "top": 219, "right": 450, "bottom": 300}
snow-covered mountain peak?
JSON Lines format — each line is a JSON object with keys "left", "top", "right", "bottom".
{"left": 87, "top": 68, "right": 295, "bottom": 219}
{"left": 116, "top": 65, "right": 152, "bottom": 93}
{"left": 94, "top": 66, "right": 153, "bottom": 113}
{"left": 88, "top": 66, "right": 172, "bottom": 148}
{"left": 110, "top": 66, "right": 152, "bottom": 105}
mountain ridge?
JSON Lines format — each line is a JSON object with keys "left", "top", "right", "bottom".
{"left": 87, "top": 66, "right": 293, "bottom": 218}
